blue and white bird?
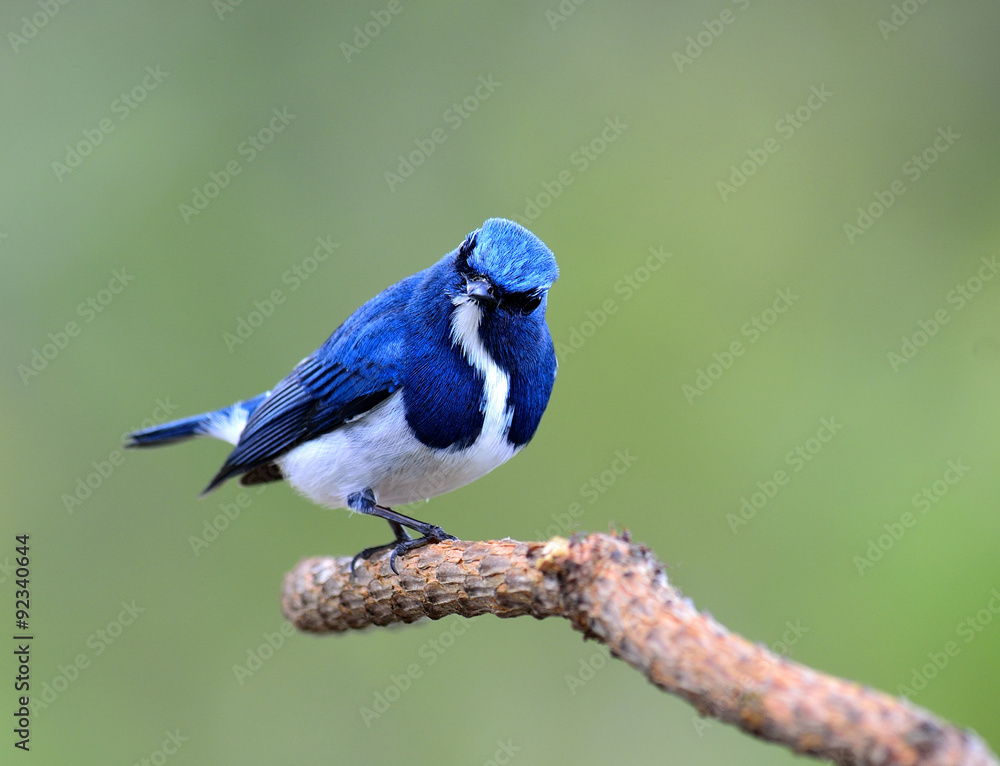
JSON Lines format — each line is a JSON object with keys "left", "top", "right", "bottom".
{"left": 126, "top": 218, "right": 558, "bottom": 572}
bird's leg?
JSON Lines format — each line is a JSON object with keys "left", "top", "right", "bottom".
{"left": 348, "top": 490, "right": 458, "bottom": 575}
{"left": 350, "top": 520, "right": 410, "bottom": 575}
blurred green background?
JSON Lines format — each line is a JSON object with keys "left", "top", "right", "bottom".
{"left": 3, "top": 1, "right": 999, "bottom": 763}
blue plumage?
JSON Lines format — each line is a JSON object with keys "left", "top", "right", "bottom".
{"left": 480, "top": 298, "right": 556, "bottom": 447}
{"left": 126, "top": 218, "right": 559, "bottom": 572}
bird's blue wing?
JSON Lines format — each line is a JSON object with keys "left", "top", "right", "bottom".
{"left": 203, "top": 275, "right": 417, "bottom": 492}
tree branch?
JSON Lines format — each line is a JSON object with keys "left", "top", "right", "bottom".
{"left": 281, "top": 532, "right": 996, "bottom": 766}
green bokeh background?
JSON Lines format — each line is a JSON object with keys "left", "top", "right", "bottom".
{"left": 3, "top": 1, "right": 999, "bottom": 763}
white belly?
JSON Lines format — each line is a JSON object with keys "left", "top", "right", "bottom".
{"left": 277, "top": 390, "right": 517, "bottom": 509}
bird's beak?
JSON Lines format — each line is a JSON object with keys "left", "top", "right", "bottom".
{"left": 465, "top": 278, "right": 496, "bottom": 304}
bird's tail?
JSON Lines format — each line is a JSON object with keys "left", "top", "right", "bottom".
{"left": 125, "top": 393, "right": 268, "bottom": 449}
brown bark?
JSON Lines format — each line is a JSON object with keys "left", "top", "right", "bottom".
{"left": 281, "top": 532, "right": 996, "bottom": 766}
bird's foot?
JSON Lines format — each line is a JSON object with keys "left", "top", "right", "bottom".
{"left": 351, "top": 526, "right": 457, "bottom": 576}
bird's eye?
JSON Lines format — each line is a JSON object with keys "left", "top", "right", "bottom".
{"left": 520, "top": 295, "right": 542, "bottom": 314}
{"left": 503, "top": 291, "right": 542, "bottom": 314}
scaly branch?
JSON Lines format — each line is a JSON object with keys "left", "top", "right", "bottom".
{"left": 281, "top": 532, "right": 996, "bottom": 766}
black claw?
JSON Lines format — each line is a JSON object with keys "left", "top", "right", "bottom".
{"left": 351, "top": 527, "right": 458, "bottom": 577}
{"left": 386, "top": 529, "right": 457, "bottom": 574}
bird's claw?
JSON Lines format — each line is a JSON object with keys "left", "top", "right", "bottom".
{"left": 351, "top": 527, "right": 458, "bottom": 577}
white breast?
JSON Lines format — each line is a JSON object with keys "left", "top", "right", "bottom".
{"left": 277, "top": 298, "right": 517, "bottom": 510}
{"left": 448, "top": 297, "right": 513, "bottom": 456}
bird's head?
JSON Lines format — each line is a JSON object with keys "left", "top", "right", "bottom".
{"left": 452, "top": 218, "right": 558, "bottom": 317}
